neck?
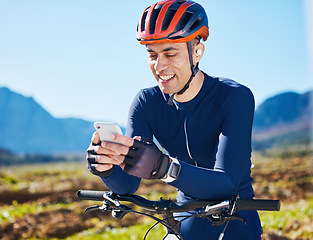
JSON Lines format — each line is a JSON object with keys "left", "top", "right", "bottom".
{"left": 174, "top": 70, "right": 204, "bottom": 103}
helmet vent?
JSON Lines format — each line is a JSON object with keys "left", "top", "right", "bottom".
{"left": 177, "top": 12, "right": 193, "bottom": 31}
{"left": 149, "top": 8, "right": 161, "bottom": 35}
{"left": 189, "top": 17, "right": 201, "bottom": 31}
{"left": 141, "top": 10, "right": 149, "bottom": 32}
{"left": 161, "top": 9, "right": 176, "bottom": 31}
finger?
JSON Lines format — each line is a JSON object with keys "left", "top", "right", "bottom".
{"left": 91, "top": 132, "right": 101, "bottom": 145}
{"left": 96, "top": 155, "right": 123, "bottom": 165}
{"left": 105, "top": 154, "right": 125, "bottom": 164}
{"left": 101, "top": 141, "right": 130, "bottom": 155}
{"left": 96, "top": 164, "right": 113, "bottom": 172}
{"left": 110, "top": 134, "right": 134, "bottom": 147}
{"left": 95, "top": 145, "right": 117, "bottom": 155}
{"left": 133, "top": 136, "right": 141, "bottom": 141}
{"left": 100, "top": 155, "right": 125, "bottom": 164}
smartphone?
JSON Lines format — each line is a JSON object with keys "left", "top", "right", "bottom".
{"left": 94, "top": 122, "right": 123, "bottom": 143}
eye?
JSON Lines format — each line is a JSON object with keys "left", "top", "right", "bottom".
{"left": 165, "top": 53, "right": 177, "bottom": 58}
{"left": 148, "top": 54, "right": 157, "bottom": 60}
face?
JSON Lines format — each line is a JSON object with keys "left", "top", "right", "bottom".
{"left": 146, "top": 42, "right": 192, "bottom": 95}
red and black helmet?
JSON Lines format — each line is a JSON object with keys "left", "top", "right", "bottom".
{"left": 136, "top": 0, "right": 209, "bottom": 44}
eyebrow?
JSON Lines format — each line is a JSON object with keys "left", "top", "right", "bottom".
{"left": 146, "top": 46, "right": 180, "bottom": 53}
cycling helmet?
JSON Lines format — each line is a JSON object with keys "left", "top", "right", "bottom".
{"left": 136, "top": 0, "right": 209, "bottom": 44}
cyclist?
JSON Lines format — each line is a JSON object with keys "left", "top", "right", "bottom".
{"left": 87, "top": 0, "right": 262, "bottom": 239}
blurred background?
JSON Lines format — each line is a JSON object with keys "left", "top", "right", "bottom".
{"left": 0, "top": 0, "right": 312, "bottom": 239}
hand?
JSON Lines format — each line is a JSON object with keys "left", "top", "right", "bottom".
{"left": 88, "top": 134, "right": 171, "bottom": 180}
{"left": 86, "top": 132, "right": 124, "bottom": 177}
{"left": 123, "top": 138, "right": 171, "bottom": 179}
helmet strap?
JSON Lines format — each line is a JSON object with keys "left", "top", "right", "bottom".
{"left": 167, "top": 41, "right": 199, "bottom": 105}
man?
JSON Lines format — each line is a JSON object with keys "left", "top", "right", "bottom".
{"left": 87, "top": 0, "right": 262, "bottom": 239}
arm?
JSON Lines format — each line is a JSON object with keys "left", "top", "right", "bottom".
{"left": 170, "top": 87, "right": 255, "bottom": 200}
{"left": 100, "top": 166, "right": 140, "bottom": 195}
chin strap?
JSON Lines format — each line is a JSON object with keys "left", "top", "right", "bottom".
{"left": 167, "top": 41, "right": 199, "bottom": 105}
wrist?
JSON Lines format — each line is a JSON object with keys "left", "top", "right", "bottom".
{"left": 162, "top": 158, "right": 181, "bottom": 183}
{"left": 93, "top": 165, "right": 115, "bottom": 178}
{"left": 162, "top": 158, "right": 172, "bottom": 179}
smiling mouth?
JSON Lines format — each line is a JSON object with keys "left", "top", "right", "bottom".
{"left": 158, "top": 74, "right": 175, "bottom": 81}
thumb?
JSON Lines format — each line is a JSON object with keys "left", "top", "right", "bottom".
{"left": 133, "top": 136, "right": 142, "bottom": 141}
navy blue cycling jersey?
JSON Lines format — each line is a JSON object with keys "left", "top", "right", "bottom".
{"left": 101, "top": 72, "right": 262, "bottom": 239}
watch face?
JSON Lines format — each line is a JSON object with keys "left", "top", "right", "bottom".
{"left": 169, "top": 162, "right": 181, "bottom": 178}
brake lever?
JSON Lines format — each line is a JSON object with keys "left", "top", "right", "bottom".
{"left": 85, "top": 205, "right": 100, "bottom": 213}
{"left": 206, "top": 213, "right": 246, "bottom": 226}
{"left": 229, "top": 214, "right": 246, "bottom": 224}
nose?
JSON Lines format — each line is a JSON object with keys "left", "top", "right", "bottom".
{"left": 154, "top": 56, "right": 167, "bottom": 73}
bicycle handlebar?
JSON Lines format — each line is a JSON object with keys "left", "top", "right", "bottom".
{"left": 77, "top": 190, "right": 280, "bottom": 212}
{"left": 235, "top": 199, "right": 280, "bottom": 211}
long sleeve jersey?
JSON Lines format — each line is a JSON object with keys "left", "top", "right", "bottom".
{"left": 100, "top": 72, "right": 262, "bottom": 239}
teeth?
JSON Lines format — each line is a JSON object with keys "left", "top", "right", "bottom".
{"left": 159, "top": 74, "right": 174, "bottom": 81}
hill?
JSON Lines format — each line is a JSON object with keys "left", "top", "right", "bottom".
{"left": 252, "top": 90, "right": 312, "bottom": 151}
{"left": 0, "top": 87, "right": 312, "bottom": 155}
{"left": 0, "top": 87, "right": 95, "bottom": 153}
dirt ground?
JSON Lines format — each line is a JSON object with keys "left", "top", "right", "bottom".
{"left": 0, "top": 156, "right": 312, "bottom": 240}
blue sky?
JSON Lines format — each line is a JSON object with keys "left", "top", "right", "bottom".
{"left": 0, "top": 0, "right": 312, "bottom": 126}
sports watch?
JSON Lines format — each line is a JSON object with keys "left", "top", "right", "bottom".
{"left": 162, "top": 158, "right": 181, "bottom": 183}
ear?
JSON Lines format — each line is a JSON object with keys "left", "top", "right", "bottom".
{"left": 193, "top": 43, "right": 205, "bottom": 64}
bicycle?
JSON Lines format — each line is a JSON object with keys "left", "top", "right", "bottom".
{"left": 77, "top": 190, "right": 280, "bottom": 240}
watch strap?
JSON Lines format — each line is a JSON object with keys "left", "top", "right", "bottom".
{"left": 162, "top": 158, "right": 181, "bottom": 183}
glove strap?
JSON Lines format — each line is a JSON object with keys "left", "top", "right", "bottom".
{"left": 151, "top": 154, "right": 170, "bottom": 179}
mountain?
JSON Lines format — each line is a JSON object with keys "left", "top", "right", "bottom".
{"left": 0, "top": 87, "right": 95, "bottom": 153}
{"left": 252, "top": 90, "right": 312, "bottom": 151}
{"left": 253, "top": 91, "right": 312, "bottom": 128}
{"left": 0, "top": 87, "right": 312, "bottom": 154}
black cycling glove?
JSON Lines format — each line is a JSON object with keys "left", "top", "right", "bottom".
{"left": 123, "top": 138, "right": 170, "bottom": 179}
{"left": 86, "top": 143, "right": 115, "bottom": 178}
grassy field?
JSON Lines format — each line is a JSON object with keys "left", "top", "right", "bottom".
{"left": 0, "top": 151, "right": 312, "bottom": 240}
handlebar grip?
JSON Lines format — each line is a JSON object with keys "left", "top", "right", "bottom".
{"left": 77, "top": 190, "right": 105, "bottom": 201}
{"left": 236, "top": 199, "right": 280, "bottom": 211}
